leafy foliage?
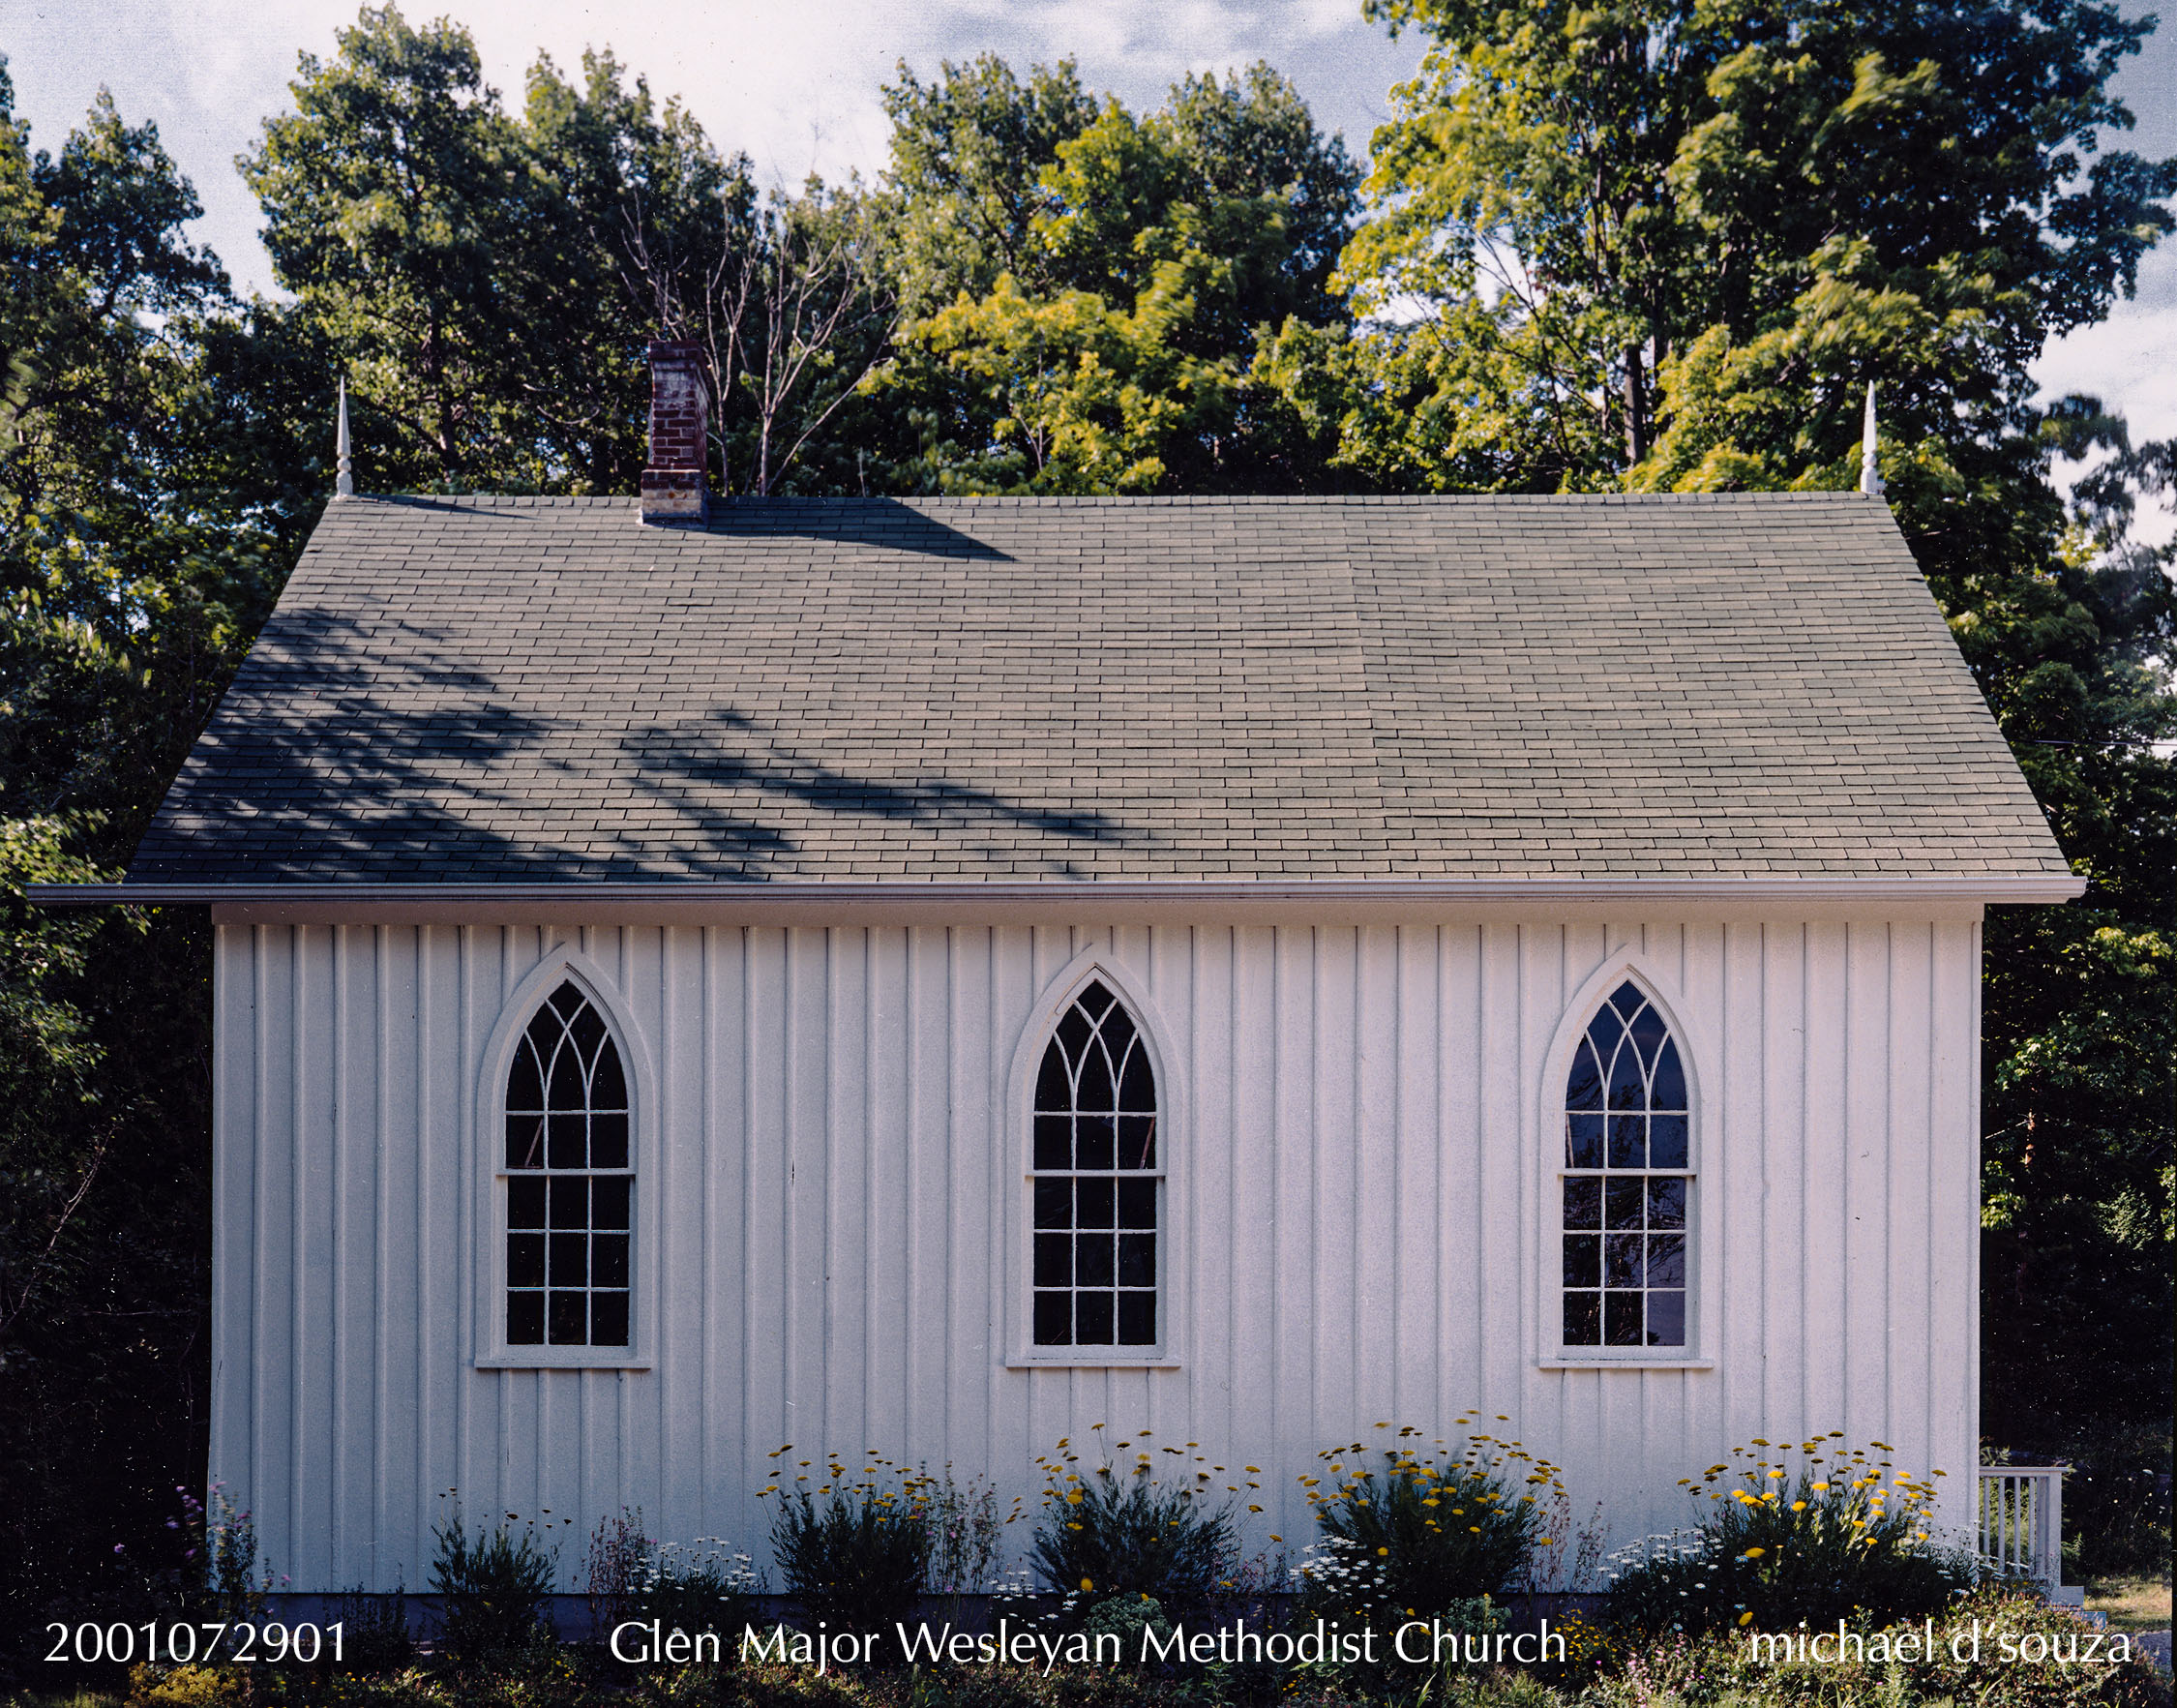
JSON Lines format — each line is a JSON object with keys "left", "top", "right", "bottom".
{"left": 1300, "top": 1422, "right": 1560, "bottom": 1619}
{"left": 1029, "top": 1434, "right": 1238, "bottom": 1611}
{"left": 1604, "top": 1437, "right": 1973, "bottom": 1639}
{"left": 429, "top": 1511, "right": 557, "bottom": 1667}
{"left": 762, "top": 1451, "right": 935, "bottom": 1636}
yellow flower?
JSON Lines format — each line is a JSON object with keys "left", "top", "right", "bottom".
{"left": 1791, "top": 1501, "right": 1807, "bottom": 1512}
{"left": 1377, "top": 1546, "right": 1389, "bottom": 1556}
{"left": 1739, "top": 1611, "right": 1755, "bottom": 1627}
{"left": 1743, "top": 1547, "right": 1766, "bottom": 1558}
{"left": 1081, "top": 1577, "right": 1094, "bottom": 1592}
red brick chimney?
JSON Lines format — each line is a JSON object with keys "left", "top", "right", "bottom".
{"left": 640, "top": 341, "right": 711, "bottom": 524}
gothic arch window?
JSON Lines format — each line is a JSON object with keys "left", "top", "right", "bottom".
{"left": 1031, "top": 980, "right": 1160, "bottom": 1347}
{"left": 501, "top": 980, "right": 633, "bottom": 1347}
{"left": 1560, "top": 979, "right": 1690, "bottom": 1349}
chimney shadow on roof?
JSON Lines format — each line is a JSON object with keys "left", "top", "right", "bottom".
{"left": 702, "top": 497, "right": 1013, "bottom": 560}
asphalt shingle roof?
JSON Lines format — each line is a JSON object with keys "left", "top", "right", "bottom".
{"left": 126, "top": 492, "right": 2071, "bottom": 884}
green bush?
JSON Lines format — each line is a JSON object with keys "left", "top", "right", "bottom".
{"left": 1299, "top": 1421, "right": 1560, "bottom": 1621}
{"left": 429, "top": 1512, "right": 556, "bottom": 1667}
{"left": 1029, "top": 1437, "right": 1238, "bottom": 1611}
{"left": 636, "top": 1539, "right": 764, "bottom": 1643}
{"left": 763, "top": 1452, "right": 934, "bottom": 1638}
{"left": 1605, "top": 1436, "right": 1977, "bottom": 1640}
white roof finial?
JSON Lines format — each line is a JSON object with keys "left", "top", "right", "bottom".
{"left": 1859, "top": 380, "right": 1885, "bottom": 497}
{"left": 336, "top": 377, "right": 355, "bottom": 497}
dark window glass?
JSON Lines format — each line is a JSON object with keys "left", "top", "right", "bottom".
{"left": 1030, "top": 980, "right": 1161, "bottom": 1350}
{"left": 1563, "top": 980, "right": 1690, "bottom": 1350}
{"left": 503, "top": 982, "right": 635, "bottom": 1351}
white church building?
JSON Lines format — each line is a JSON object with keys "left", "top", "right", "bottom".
{"left": 56, "top": 345, "right": 2078, "bottom": 1595}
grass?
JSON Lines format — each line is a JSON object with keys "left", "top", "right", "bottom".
{"left": 2087, "top": 1573, "right": 2175, "bottom": 1633}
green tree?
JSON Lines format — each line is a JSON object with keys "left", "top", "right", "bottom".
{"left": 872, "top": 60, "right": 1360, "bottom": 493}
{"left": 0, "top": 59, "right": 284, "bottom": 1663}
{"left": 1328, "top": 0, "right": 2176, "bottom": 1567}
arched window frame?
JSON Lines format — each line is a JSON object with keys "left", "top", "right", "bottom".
{"left": 1536, "top": 959, "right": 1715, "bottom": 1369}
{"left": 1006, "top": 951, "right": 1181, "bottom": 1368}
{"left": 472, "top": 952, "right": 658, "bottom": 1370}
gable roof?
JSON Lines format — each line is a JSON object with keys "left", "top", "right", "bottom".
{"left": 117, "top": 492, "right": 2072, "bottom": 892}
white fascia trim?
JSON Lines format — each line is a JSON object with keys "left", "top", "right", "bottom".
{"left": 29, "top": 875, "right": 2088, "bottom": 911}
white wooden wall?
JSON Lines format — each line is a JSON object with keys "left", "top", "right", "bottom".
{"left": 209, "top": 917, "right": 1983, "bottom": 1594}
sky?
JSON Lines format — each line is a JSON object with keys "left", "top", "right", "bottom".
{"left": 4, "top": 0, "right": 2173, "bottom": 509}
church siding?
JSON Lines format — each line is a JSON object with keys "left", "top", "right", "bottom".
{"left": 209, "top": 916, "right": 1983, "bottom": 1595}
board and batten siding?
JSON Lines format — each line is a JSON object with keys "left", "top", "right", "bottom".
{"left": 209, "top": 917, "right": 1983, "bottom": 1595}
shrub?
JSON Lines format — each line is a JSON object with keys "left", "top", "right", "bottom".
{"left": 1605, "top": 1435, "right": 1977, "bottom": 1639}
{"left": 763, "top": 1451, "right": 934, "bottom": 1637}
{"left": 429, "top": 1510, "right": 556, "bottom": 1667}
{"left": 1029, "top": 1432, "right": 1238, "bottom": 1612}
{"left": 1299, "top": 1420, "right": 1562, "bottom": 1620}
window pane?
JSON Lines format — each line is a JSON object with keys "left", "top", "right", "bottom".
{"left": 1075, "top": 1115, "right": 1116, "bottom": 1171}
{"left": 1563, "top": 1234, "right": 1599, "bottom": 1288}
{"left": 1033, "top": 1179, "right": 1071, "bottom": 1230}
{"left": 585, "top": 1113, "right": 626, "bottom": 1171}
{"left": 1646, "top": 1290, "right": 1685, "bottom": 1346}
{"left": 1588, "top": 1003, "right": 1625, "bottom": 1063}
{"left": 1646, "top": 1234, "right": 1685, "bottom": 1289}
{"left": 1117, "top": 1291, "right": 1155, "bottom": 1344}
{"left": 549, "top": 1176, "right": 588, "bottom": 1229}
{"left": 1604, "top": 1233, "right": 1643, "bottom": 1287}
{"left": 1034, "top": 1116, "right": 1071, "bottom": 1171}
{"left": 508, "top": 1292, "right": 545, "bottom": 1345}
{"left": 547, "top": 1039, "right": 586, "bottom": 1113}
{"left": 1563, "top": 1177, "right": 1602, "bottom": 1228}
{"left": 1116, "top": 1178, "right": 1156, "bottom": 1229}
{"left": 1649, "top": 1113, "right": 1688, "bottom": 1170}
{"left": 1566, "top": 1039, "right": 1604, "bottom": 1112}
{"left": 1117, "top": 1115, "right": 1156, "bottom": 1170}
{"left": 593, "top": 1233, "right": 630, "bottom": 1290}
{"left": 1033, "top": 1233, "right": 1071, "bottom": 1287}
{"left": 547, "top": 1113, "right": 587, "bottom": 1170}
{"left": 1647, "top": 1177, "right": 1686, "bottom": 1230}
{"left": 1608, "top": 981, "right": 1644, "bottom": 1019}
{"left": 1076, "top": 1038, "right": 1115, "bottom": 1109}
{"left": 1566, "top": 1112, "right": 1604, "bottom": 1168}
{"left": 591, "top": 1176, "right": 631, "bottom": 1231}
{"left": 1605, "top": 1177, "right": 1646, "bottom": 1229}
{"left": 1604, "top": 1291, "right": 1645, "bottom": 1346}
{"left": 508, "top": 1177, "right": 548, "bottom": 1230}
{"left": 569, "top": 1003, "right": 606, "bottom": 1059}
{"left": 1118, "top": 1233, "right": 1155, "bottom": 1286}
{"left": 1033, "top": 1291, "right": 1071, "bottom": 1345}
{"left": 550, "top": 1232, "right": 589, "bottom": 1287}
{"left": 1075, "top": 1292, "right": 1115, "bottom": 1345}
{"left": 1628, "top": 1003, "right": 1667, "bottom": 1070}
{"left": 1034, "top": 1046, "right": 1072, "bottom": 1114}
{"left": 506, "top": 1115, "right": 545, "bottom": 1171}
{"left": 1118, "top": 1043, "right": 1154, "bottom": 1113}
{"left": 1076, "top": 1178, "right": 1115, "bottom": 1229}
{"left": 1056, "top": 1004, "right": 1092, "bottom": 1061}
{"left": 1651, "top": 1039, "right": 1686, "bottom": 1111}
{"left": 548, "top": 1291, "right": 587, "bottom": 1345}
{"left": 507, "top": 1039, "right": 544, "bottom": 1111}
{"left": 590, "top": 1291, "right": 630, "bottom": 1347}
{"left": 508, "top": 1234, "right": 546, "bottom": 1288}
{"left": 1076, "top": 1233, "right": 1116, "bottom": 1287}
{"left": 1563, "top": 1291, "right": 1600, "bottom": 1345}
{"left": 1608, "top": 1115, "right": 1647, "bottom": 1169}
{"left": 1607, "top": 1037, "right": 1648, "bottom": 1110}
{"left": 1078, "top": 981, "right": 1116, "bottom": 1021}
{"left": 590, "top": 1039, "right": 627, "bottom": 1110}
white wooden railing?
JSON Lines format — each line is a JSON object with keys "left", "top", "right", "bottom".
{"left": 1979, "top": 1465, "right": 2065, "bottom": 1585}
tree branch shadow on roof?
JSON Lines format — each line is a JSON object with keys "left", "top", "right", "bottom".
{"left": 124, "top": 616, "right": 1139, "bottom": 882}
